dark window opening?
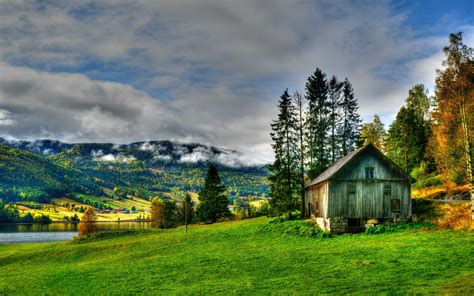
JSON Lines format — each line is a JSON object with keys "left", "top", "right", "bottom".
{"left": 391, "top": 199, "right": 401, "bottom": 212}
{"left": 383, "top": 183, "right": 391, "bottom": 197}
{"left": 365, "top": 167, "right": 374, "bottom": 179}
{"left": 347, "top": 182, "right": 356, "bottom": 195}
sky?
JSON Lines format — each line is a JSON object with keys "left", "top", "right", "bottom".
{"left": 0, "top": 0, "right": 473, "bottom": 164}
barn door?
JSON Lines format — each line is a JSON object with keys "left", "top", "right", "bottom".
{"left": 347, "top": 182, "right": 357, "bottom": 218}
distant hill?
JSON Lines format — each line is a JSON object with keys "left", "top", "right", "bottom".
{"left": 0, "top": 138, "right": 269, "bottom": 201}
{"left": 0, "top": 145, "right": 101, "bottom": 203}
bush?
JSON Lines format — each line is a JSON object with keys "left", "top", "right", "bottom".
{"left": 259, "top": 219, "right": 331, "bottom": 238}
{"left": 412, "top": 199, "right": 437, "bottom": 222}
{"left": 34, "top": 214, "right": 52, "bottom": 224}
{"left": 71, "top": 230, "right": 149, "bottom": 244}
{"left": 435, "top": 203, "right": 472, "bottom": 230}
{"left": 365, "top": 222, "right": 434, "bottom": 235}
{"left": 411, "top": 162, "right": 443, "bottom": 189}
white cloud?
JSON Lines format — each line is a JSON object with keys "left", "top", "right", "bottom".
{"left": 0, "top": 109, "right": 15, "bottom": 126}
{"left": 0, "top": 2, "right": 472, "bottom": 163}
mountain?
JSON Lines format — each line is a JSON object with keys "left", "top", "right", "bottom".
{"left": 0, "top": 138, "right": 74, "bottom": 156}
{"left": 0, "top": 138, "right": 269, "bottom": 201}
{"left": 0, "top": 138, "right": 265, "bottom": 170}
{"left": 0, "top": 145, "right": 101, "bottom": 203}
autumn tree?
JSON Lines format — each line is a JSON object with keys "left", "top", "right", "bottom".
{"left": 150, "top": 198, "right": 165, "bottom": 228}
{"left": 360, "top": 115, "right": 386, "bottom": 151}
{"left": 78, "top": 207, "right": 98, "bottom": 236}
{"left": 430, "top": 32, "right": 473, "bottom": 218}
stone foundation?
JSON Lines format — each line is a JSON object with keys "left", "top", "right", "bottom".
{"left": 315, "top": 217, "right": 348, "bottom": 233}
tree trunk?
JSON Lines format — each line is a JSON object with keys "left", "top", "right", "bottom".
{"left": 460, "top": 100, "right": 473, "bottom": 220}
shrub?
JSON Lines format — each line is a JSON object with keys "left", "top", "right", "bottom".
{"left": 435, "top": 202, "right": 472, "bottom": 230}
{"left": 34, "top": 214, "right": 52, "bottom": 224}
{"left": 365, "top": 222, "right": 435, "bottom": 235}
{"left": 259, "top": 219, "right": 331, "bottom": 238}
{"left": 71, "top": 230, "right": 149, "bottom": 244}
{"left": 412, "top": 199, "right": 437, "bottom": 222}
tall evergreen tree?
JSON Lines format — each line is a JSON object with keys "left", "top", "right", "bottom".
{"left": 269, "top": 89, "right": 299, "bottom": 216}
{"left": 197, "top": 164, "right": 230, "bottom": 223}
{"left": 292, "top": 91, "right": 306, "bottom": 216}
{"left": 340, "top": 78, "right": 361, "bottom": 155}
{"left": 305, "top": 68, "right": 330, "bottom": 178}
{"left": 328, "top": 75, "right": 343, "bottom": 162}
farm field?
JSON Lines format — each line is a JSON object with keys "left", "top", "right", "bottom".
{"left": 0, "top": 217, "right": 472, "bottom": 295}
{"left": 15, "top": 196, "right": 152, "bottom": 222}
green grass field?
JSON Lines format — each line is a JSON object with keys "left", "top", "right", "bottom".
{"left": 0, "top": 217, "right": 473, "bottom": 295}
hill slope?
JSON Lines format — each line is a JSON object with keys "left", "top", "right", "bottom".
{"left": 0, "top": 218, "right": 472, "bottom": 294}
{"left": 0, "top": 138, "right": 270, "bottom": 200}
{"left": 0, "top": 145, "right": 100, "bottom": 203}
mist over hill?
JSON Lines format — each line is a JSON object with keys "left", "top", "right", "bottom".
{"left": 0, "top": 138, "right": 267, "bottom": 170}
{"left": 0, "top": 138, "right": 269, "bottom": 203}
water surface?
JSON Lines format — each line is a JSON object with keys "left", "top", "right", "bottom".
{"left": 0, "top": 222, "right": 152, "bottom": 244}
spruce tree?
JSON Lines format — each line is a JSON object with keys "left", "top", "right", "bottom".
{"left": 197, "top": 164, "right": 230, "bottom": 223}
{"left": 340, "top": 78, "right": 361, "bottom": 155}
{"left": 269, "top": 89, "right": 299, "bottom": 216}
{"left": 328, "top": 75, "right": 343, "bottom": 163}
{"left": 292, "top": 91, "right": 306, "bottom": 216}
{"left": 305, "top": 68, "right": 330, "bottom": 178}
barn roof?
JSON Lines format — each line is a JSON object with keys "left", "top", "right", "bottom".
{"left": 305, "top": 143, "right": 407, "bottom": 188}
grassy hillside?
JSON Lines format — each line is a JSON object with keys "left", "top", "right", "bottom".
{"left": 0, "top": 145, "right": 100, "bottom": 202}
{"left": 0, "top": 218, "right": 472, "bottom": 294}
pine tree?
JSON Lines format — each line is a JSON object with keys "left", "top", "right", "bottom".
{"left": 269, "top": 89, "right": 299, "bottom": 216}
{"left": 340, "top": 78, "right": 361, "bottom": 155}
{"left": 292, "top": 91, "right": 306, "bottom": 216}
{"left": 197, "top": 164, "right": 230, "bottom": 223}
{"left": 328, "top": 75, "right": 343, "bottom": 162}
{"left": 305, "top": 68, "right": 330, "bottom": 179}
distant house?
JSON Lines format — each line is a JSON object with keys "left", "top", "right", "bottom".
{"left": 304, "top": 143, "right": 411, "bottom": 233}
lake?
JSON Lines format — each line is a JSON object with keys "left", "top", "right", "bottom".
{"left": 0, "top": 222, "right": 153, "bottom": 244}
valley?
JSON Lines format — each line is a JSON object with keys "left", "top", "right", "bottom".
{"left": 0, "top": 139, "right": 269, "bottom": 222}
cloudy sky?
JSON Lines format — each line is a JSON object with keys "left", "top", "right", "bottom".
{"left": 0, "top": 0, "right": 472, "bottom": 163}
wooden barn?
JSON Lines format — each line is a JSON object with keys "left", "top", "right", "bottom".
{"left": 304, "top": 143, "right": 411, "bottom": 233}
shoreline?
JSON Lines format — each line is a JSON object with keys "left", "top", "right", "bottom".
{"left": 0, "top": 220, "right": 151, "bottom": 225}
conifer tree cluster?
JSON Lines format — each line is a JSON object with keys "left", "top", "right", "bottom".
{"left": 269, "top": 70, "right": 361, "bottom": 216}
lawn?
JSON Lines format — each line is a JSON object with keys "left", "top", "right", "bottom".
{"left": 0, "top": 217, "right": 472, "bottom": 295}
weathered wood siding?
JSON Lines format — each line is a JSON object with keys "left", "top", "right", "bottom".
{"left": 305, "top": 181, "right": 328, "bottom": 218}
{"left": 327, "top": 151, "right": 411, "bottom": 219}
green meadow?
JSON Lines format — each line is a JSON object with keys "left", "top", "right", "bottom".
{"left": 0, "top": 217, "right": 473, "bottom": 295}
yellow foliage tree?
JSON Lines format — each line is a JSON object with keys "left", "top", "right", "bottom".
{"left": 78, "top": 207, "right": 98, "bottom": 236}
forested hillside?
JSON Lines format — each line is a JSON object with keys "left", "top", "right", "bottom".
{"left": 0, "top": 145, "right": 101, "bottom": 203}
{"left": 0, "top": 139, "right": 269, "bottom": 204}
